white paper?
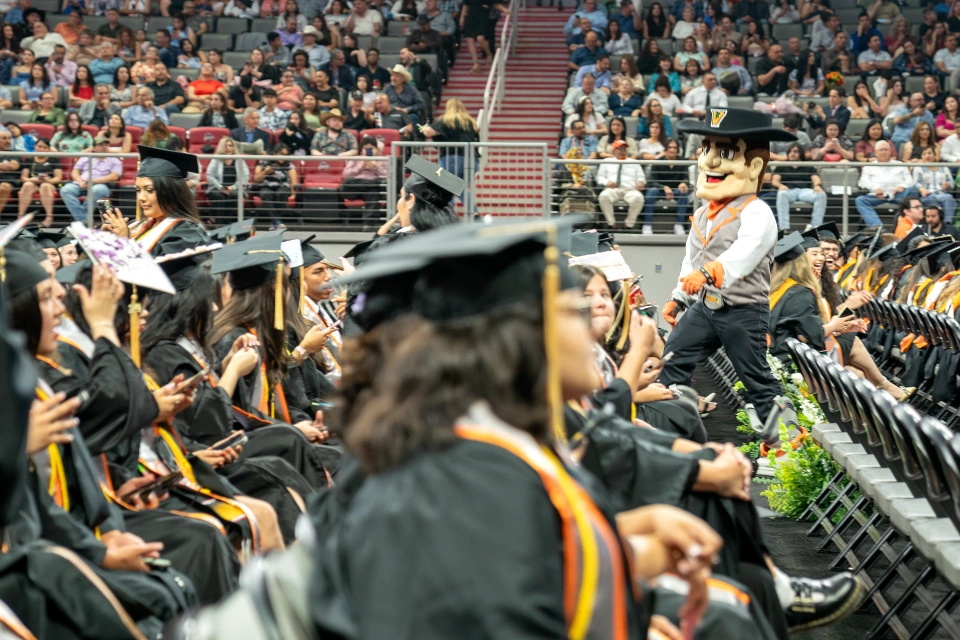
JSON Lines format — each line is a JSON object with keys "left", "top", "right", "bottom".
{"left": 568, "top": 251, "right": 634, "bottom": 281}
{"left": 281, "top": 239, "right": 303, "bottom": 268}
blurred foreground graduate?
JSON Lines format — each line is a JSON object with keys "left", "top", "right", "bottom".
{"left": 658, "top": 108, "right": 800, "bottom": 448}
{"left": 100, "top": 146, "right": 213, "bottom": 257}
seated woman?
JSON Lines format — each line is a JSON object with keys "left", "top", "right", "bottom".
{"left": 847, "top": 82, "right": 882, "bottom": 120}
{"left": 646, "top": 55, "right": 680, "bottom": 95}
{"left": 102, "top": 112, "right": 132, "bottom": 152}
{"left": 787, "top": 49, "right": 824, "bottom": 97}
{"left": 807, "top": 118, "right": 854, "bottom": 162}
{"left": 854, "top": 118, "right": 897, "bottom": 162}
{"left": 679, "top": 59, "right": 703, "bottom": 97}
{"left": 673, "top": 36, "right": 709, "bottom": 75}
{"left": 598, "top": 116, "right": 639, "bottom": 158}
{"left": 638, "top": 118, "right": 667, "bottom": 159}
{"left": 564, "top": 96, "right": 607, "bottom": 137}
{"left": 68, "top": 64, "right": 94, "bottom": 109}
{"left": 900, "top": 120, "right": 938, "bottom": 161}
{"left": 643, "top": 75, "right": 682, "bottom": 116}
{"left": 198, "top": 91, "right": 239, "bottom": 129}
{"left": 184, "top": 62, "right": 226, "bottom": 113}
{"left": 637, "top": 97, "right": 674, "bottom": 138}
{"left": 608, "top": 75, "right": 642, "bottom": 117}
{"left": 204, "top": 137, "right": 249, "bottom": 227}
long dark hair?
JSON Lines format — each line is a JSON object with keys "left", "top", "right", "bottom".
{"left": 211, "top": 276, "right": 289, "bottom": 384}
{"left": 142, "top": 269, "right": 216, "bottom": 363}
{"left": 410, "top": 198, "right": 459, "bottom": 231}
{"left": 795, "top": 48, "right": 816, "bottom": 80}
{"left": 9, "top": 285, "right": 41, "bottom": 356}
{"left": 646, "top": 2, "right": 664, "bottom": 24}
{"left": 344, "top": 303, "right": 550, "bottom": 474}
{"left": 151, "top": 175, "right": 201, "bottom": 223}
{"left": 72, "top": 64, "right": 92, "bottom": 94}
{"left": 64, "top": 263, "right": 133, "bottom": 343}
{"left": 608, "top": 116, "right": 628, "bottom": 142}
{"left": 30, "top": 63, "right": 50, "bottom": 89}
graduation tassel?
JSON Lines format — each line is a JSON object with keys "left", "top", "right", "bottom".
{"left": 135, "top": 160, "right": 142, "bottom": 221}
{"left": 541, "top": 225, "right": 567, "bottom": 444}
{"left": 0, "top": 245, "right": 6, "bottom": 283}
{"left": 129, "top": 284, "right": 142, "bottom": 368}
{"left": 274, "top": 262, "right": 284, "bottom": 331}
{"left": 298, "top": 266, "right": 305, "bottom": 316}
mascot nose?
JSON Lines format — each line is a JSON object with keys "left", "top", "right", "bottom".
{"left": 706, "top": 153, "right": 721, "bottom": 168}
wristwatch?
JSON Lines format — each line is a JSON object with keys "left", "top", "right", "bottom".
{"left": 293, "top": 345, "right": 308, "bottom": 362}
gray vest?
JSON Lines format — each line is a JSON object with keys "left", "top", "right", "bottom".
{"left": 690, "top": 193, "right": 772, "bottom": 306}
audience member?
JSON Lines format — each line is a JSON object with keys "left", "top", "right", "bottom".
{"left": 647, "top": 55, "right": 679, "bottom": 94}
{"left": 18, "top": 61, "right": 57, "bottom": 110}
{"left": 672, "top": 6, "right": 698, "bottom": 40}
{"left": 279, "top": 110, "right": 313, "bottom": 152}
{"left": 562, "top": 72, "right": 608, "bottom": 116}
{"left": 638, "top": 118, "right": 666, "bottom": 159}
{"left": 913, "top": 146, "right": 955, "bottom": 222}
{"left": 597, "top": 115, "right": 637, "bottom": 158}
{"left": 733, "top": 0, "right": 770, "bottom": 26}
{"left": 60, "top": 134, "right": 121, "bottom": 221}
{"left": 17, "top": 136, "right": 60, "bottom": 224}
{"left": 205, "top": 136, "right": 249, "bottom": 225}
{"left": 155, "top": 28, "right": 181, "bottom": 68}
{"left": 574, "top": 52, "right": 611, "bottom": 91}
{"left": 608, "top": 77, "right": 641, "bottom": 116}
{"left": 642, "top": 2, "right": 670, "bottom": 39}
{"left": 855, "top": 118, "right": 897, "bottom": 161}
{"left": 847, "top": 81, "right": 881, "bottom": 119}
{"left": 253, "top": 143, "right": 298, "bottom": 225}
{"left": 148, "top": 62, "right": 185, "bottom": 114}
{"left": 55, "top": 9, "right": 84, "bottom": 44}
{"left": 604, "top": 19, "right": 633, "bottom": 55}
{"left": 230, "top": 107, "right": 272, "bottom": 146}
{"left": 893, "top": 39, "right": 930, "bottom": 76}
{"left": 384, "top": 64, "right": 424, "bottom": 117}
{"left": 67, "top": 28, "right": 96, "bottom": 64}
{"left": 78, "top": 82, "right": 118, "bottom": 125}
{"left": 258, "top": 87, "right": 290, "bottom": 130}
{"left": 370, "top": 91, "right": 412, "bottom": 135}
{"left": 924, "top": 205, "right": 959, "bottom": 237}
{"left": 89, "top": 41, "right": 123, "bottom": 84}
{"left": 855, "top": 140, "right": 918, "bottom": 226}
{"left": 0, "top": 130, "right": 17, "bottom": 215}
{"left": 22, "top": 22, "right": 68, "bottom": 59}
{"left": 891, "top": 92, "right": 935, "bottom": 149}
{"left": 563, "top": 0, "right": 607, "bottom": 35}
{"left": 345, "top": 0, "right": 383, "bottom": 34}
{"left": 808, "top": 118, "right": 854, "bottom": 161}
{"left": 45, "top": 43, "right": 76, "bottom": 86}
{"left": 199, "top": 91, "right": 239, "bottom": 128}
{"left": 123, "top": 85, "right": 168, "bottom": 127}
{"left": 901, "top": 120, "right": 938, "bottom": 161}
{"left": 139, "top": 117, "right": 179, "bottom": 147}
{"left": 771, "top": 143, "right": 826, "bottom": 230}
{"left": 50, "top": 110, "right": 93, "bottom": 150}
{"left": 101, "top": 111, "right": 131, "bottom": 151}
{"left": 569, "top": 30, "right": 607, "bottom": 71}
{"left": 320, "top": 48, "right": 354, "bottom": 90}
{"left": 934, "top": 33, "right": 960, "bottom": 84}
{"left": 756, "top": 43, "right": 791, "bottom": 96}
{"left": 643, "top": 139, "right": 689, "bottom": 235}
{"left": 941, "top": 122, "right": 960, "bottom": 161}
{"left": 770, "top": 113, "right": 811, "bottom": 160}
{"left": 597, "top": 140, "right": 645, "bottom": 229}
{"left": 643, "top": 75, "right": 681, "bottom": 115}
{"left": 921, "top": 74, "right": 946, "bottom": 113}
{"left": 27, "top": 90, "right": 65, "bottom": 125}
{"left": 805, "top": 87, "right": 851, "bottom": 133}
{"left": 300, "top": 25, "right": 330, "bottom": 68}
{"left": 184, "top": 61, "right": 225, "bottom": 111}
{"left": 850, "top": 13, "right": 884, "bottom": 55}
{"left": 341, "top": 135, "right": 387, "bottom": 228}
{"left": 712, "top": 47, "right": 751, "bottom": 94}
{"left": 558, "top": 117, "right": 598, "bottom": 159}
{"left": 821, "top": 31, "right": 851, "bottom": 72}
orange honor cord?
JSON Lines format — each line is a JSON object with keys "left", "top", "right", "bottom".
{"left": 129, "top": 284, "right": 141, "bottom": 368}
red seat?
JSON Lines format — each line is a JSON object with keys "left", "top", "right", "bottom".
{"left": 344, "top": 129, "right": 359, "bottom": 145}
{"left": 118, "top": 144, "right": 139, "bottom": 186}
{"left": 188, "top": 127, "right": 231, "bottom": 153}
{"left": 167, "top": 126, "right": 187, "bottom": 147}
{"left": 81, "top": 125, "right": 99, "bottom": 138}
{"left": 20, "top": 123, "right": 54, "bottom": 140}
{"left": 60, "top": 156, "right": 75, "bottom": 175}
{"left": 363, "top": 129, "right": 400, "bottom": 156}
{"left": 301, "top": 158, "right": 345, "bottom": 189}
{"left": 125, "top": 126, "right": 142, "bottom": 144}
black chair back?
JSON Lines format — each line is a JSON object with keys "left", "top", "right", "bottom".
{"left": 868, "top": 389, "right": 902, "bottom": 462}
{"left": 911, "top": 416, "right": 953, "bottom": 502}
{"left": 838, "top": 371, "right": 867, "bottom": 435}
{"left": 890, "top": 403, "right": 927, "bottom": 481}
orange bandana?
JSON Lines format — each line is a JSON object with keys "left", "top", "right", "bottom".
{"left": 706, "top": 197, "right": 734, "bottom": 220}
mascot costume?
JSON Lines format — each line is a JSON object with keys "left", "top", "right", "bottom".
{"left": 659, "top": 107, "right": 799, "bottom": 446}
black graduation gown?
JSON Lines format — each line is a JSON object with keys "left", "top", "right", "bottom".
{"left": 768, "top": 285, "right": 825, "bottom": 364}
{"left": 591, "top": 378, "right": 708, "bottom": 443}
{"left": 308, "top": 418, "right": 780, "bottom": 640}
{"left": 0, "top": 323, "right": 33, "bottom": 528}
{"left": 140, "top": 219, "right": 214, "bottom": 258}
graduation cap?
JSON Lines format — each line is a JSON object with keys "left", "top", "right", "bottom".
{"left": 210, "top": 220, "right": 256, "bottom": 244}
{"left": 55, "top": 259, "right": 89, "bottom": 286}
{"left": 155, "top": 244, "right": 221, "bottom": 291}
{"left": 800, "top": 227, "right": 821, "bottom": 248}
{"left": 899, "top": 238, "right": 950, "bottom": 262}
{"left": 137, "top": 146, "right": 200, "bottom": 180}
{"left": 211, "top": 235, "right": 287, "bottom": 330}
{"left": 343, "top": 238, "right": 374, "bottom": 263}
{"left": 815, "top": 222, "right": 841, "bottom": 243}
{"left": 562, "top": 231, "right": 600, "bottom": 257}
{"left": 925, "top": 242, "right": 960, "bottom": 273}
{"left": 403, "top": 154, "right": 466, "bottom": 208}
{"left": 3, "top": 250, "right": 50, "bottom": 298}
{"left": 868, "top": 242, "right": 899, "bottom": 262}
{"left": 774, "top": 232, "right": 807, "bottom": 264}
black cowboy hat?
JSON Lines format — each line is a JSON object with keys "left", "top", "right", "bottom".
{"left": 678, "top": 107, "right": 798, "bottom": 142}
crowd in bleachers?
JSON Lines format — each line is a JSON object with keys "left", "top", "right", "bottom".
{"left": 0, "top": 0, "right": 486, "bottom": 228}
{"left": 558, "top": 0, "right": 960, "bottom": 234}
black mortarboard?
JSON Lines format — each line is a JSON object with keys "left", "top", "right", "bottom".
{"left": 55, "top": 259, "right": 89, "bottom": 286}
{"left": 299, "top": 235, "right": 341, "bottom": 270}
{"left": 596, "top": 232, "right": 614, "bottom": 253}
{"left": 137, "top": 146, "right": 200, "bottom": 180}
{"left": 563, "top": 231, "right": 600, "bottom": 257}
{"left": 155, "top": 245, "right": 220, "bottom": 291}
{"left": 210, "top": 234, "right": 286, "bottom": 290}
{"left": 799, "top": 227, "right": 820, "bottom": 250}
{"left": 403, "top": 154, "right": 466, "bottom": 208}
{"left": 868, "top": 242, "right": 899, "bottom": 262}
{"left": 815, "top": 222, "right": 841, "bottom": 243}
{"left": 343, "top": 239, "right": 374, "bottom": 261}
{"left": 32, "top": 229, "right": 58, "bottom": 251}
{"left": 925, "top": 242, "right": 959, "bottom": 273}
{"left": 774, "top": 232, "right": 806, "bottom": 263}
{"left": 4, "top": 250, "right": 50, "bottom": 298}
{"left": 843, "top": 231, "right": 870, "bottom": 247}
{"left": 899, "top": 238, "right": 950, "bottom": 262}
{"left": 210, "top": 220, "right": 256, "bottom": 243}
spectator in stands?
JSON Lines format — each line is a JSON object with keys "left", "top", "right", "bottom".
{"left": 668, "top": 0, "right": 701, "bottom": 24}
{"left": 603, "top": 19, "right": 632, "bottom": 56}
{"left": 772, "top": 143, "right": 826, "bottom": 230}
{"left": 847, "top": 81, "right": 881, "bottom": 120}
{"left": 60, "top": 134, "right": 121, "bottom": 221}
{"left": 300, "top": 25, "right": 331, "bottom": 68}
{"left": 155, "top": 29, "right": 181, "bottom": 68}
{"left": 559, "top": 116, "right": 598, "bottom": 160}
{"left": 810, "top": 12, "right": 840, "bottom": 51}
{"left": 139, "top": 116, "right": 178, "bottom": 147}
{"left": 199, "top": 91, "right": 239, "bottom": 128}
{"left": 855, "top": 139, "right": 918, "bottom": 226}
{"left": 924, "top": 205, "right": 959, "bottom": 237}
{"left": 821, "top": 31, "right": 851, "bottom": 73}
{"left": 563, "top": 0, "right": 607, "bottom": 35}
{"left": 89, "top": 42, "right": 123, "bottom": 85}
{"left": 299, "top": 92, "right": 323, "bottom": 128}
{"left": 341, "top": 135, "right": 387, "bottom": 229}
{"left": 205, "top": 136, "right": 249, "bottom": 225}
{"left": 608, "top": 77, "right": 640, "bottom": 116}
{"left": 855, "top": 118, "right": 895, "bottom": 161}
{"left": 260, "top": 32, "right": 289, "bottom": 69}
{"left": 230, "top": 106, "right": 271, "bottom": 147}
{"left": 268, "top": 68, "right": 301, "bottom": 113}
{"left": 711, "top": 47, "right": 751, "bottom": 94}
{"left": 358, "top": 47, "right": 390, "bottom": 88}
{"left": 574, "top": 53, "right": 610, "bottom": 91}
{"left": 407, "top": 13, "right": 443, "bottom": 55}
{"left": 16, "top": 8, "right": 42, "bottom": 42}
{"left": 611, "top": 0, "right": 640, "bottom": 39}
{"left": 17, "top": 136, "right": 59, "bottom": 224}
{"left": 148, "top": 63, "right": 185, "bottom": 115}
{"left": 756, "top": 43, "right": 790, "bottom": 96}
{"left": 709, "top": 15, "right": 740, "bottom": 51}
{"left": 27, "top": 90, "right": 65, "bottom": 126}
{"left": 309, "top": 107, "right": 357, "bottom": 154}
{"left": 51, "top": 111, "right": 93, "bottom": 150}
{"left": 22, "top": 22, "right": 68, "bottom": 60}
{"left": 597, "top": 115, "right": 637, "bottom": 158}
{"left": 55, "top": 10, "right": 84, "bottom": 45}
{"left": 782, "top": 36, "right": 804, "bottom": 69}
{"left": 878, "top": 76, "right": 907, "bottom": 116}
{"left": 637, "top": 97, "right": 672, "bottom": 138}
{"left": 743, "top": 22, "right": 771, "bottom": 57}
{"left": 934, "top": 33, "right": 960, "bottom": 84}
{"left": 258, "top": 87, "right": 289, "bottom": 130}
{"left": 279, "top": 110, "right": 312, "bottom": 152}
{"left": 789, "top": 49, "right": 824, "bottom": 96}
{"left": 371, "top": 91, "right": 412, "bottom": 135}
{"left": 940, "top": 117, "right": 960, "bottom": 161}
{"left": 808, "top": 117, "right": 854, "bottom": 161}
{"left": 102, "top": 112, "right": 131, "bottom": 151}
{"left": 18, "top": 62, "right": 57, "bottom": 110}
{"left": 891, "top": 92, "right": 935, "bottom": 149}
{"left": 206, "top": 49, "right": 234, "bottom": 85}
{"left": 226, "top": 75, "right": 260, "bottom": 113}
{"left": 806, "top": 87, "right": 851, "bottom": 133}
{"left": 733, "top": 0, "right": 770, "bottom": 26}
{"left": 892, "top": 196, "right": 923, "bottom": 239}
{"left": 279, "top": 16, "right": 305, "bottom": 49}
{"left": 616, "top": 54, "right": 642, "bottom": 92}
{"left": 566, "top": 96, "right": 605, "bottom": 136}
{"left": 95, "top": 7, "right": 122, "bottom": 44}
{"left": 646, "top": 55, "right": 679, "bottom": 94}
{"left": 921, "top": 74, "right": 946, "bottom": 113}
{"left": 222, "top": 0, "right": 258, "bottom": 19}
{"left": 671, "top": 5, "right": 698, "bottom": 40}
{"left": 912, "top": 146, "right": 955, "bottom": 222}
{"left": 184, "top": 62, "right": 226, "bottom": 112}
{"left": 4, "top": 0, "right": 30, "bottom": 25}
{"left": 252, "top": 142, "right": 297, "bottom": 225}
{"left": 289, "top": 50, "right": 316, "bottom": 91}
{"left": 0, "top": 24, "right": 21, "bottom": 84}
{"left": 180, "top": 1, "right": 209, "bottom": 35}
{"left": 936, "top": 95, "right": 959, "bottom": 140}
{"left": 893, "top": 39, "right": 931, "bottom": 76}
{"left": 344, "top": 89, "right": 372, "bottom": 127}
{"left": 345, "top": 0, "right": 383, "bottom": 34}
{"left": 398, "top": 47, "right": 432, "bottom": 90}
{"left": 901, "top": 120, "right": 938, "bottom": 161}
{"left": 176, "top": 38, "right": 202, "bottom": 67}
{"left": 770, "top": 113, "right": 811, "bottom": 161}
{"left": 67, "top": 28, "right": 96, "bottom": 64}
{"left": 320, "top": 48, "right": 354, "bottom": 90}
{"left": 866, "top": 0, "right": 902, "bottom": 24}
{"left": 45, "top": 44, "right": 76, "bottom": 87}
{"left": 123, "top": 85, "right": 169, "bottom": 127}
{"left": 850, "top": 14, "right": 885, "bottom": 56}
{"left": 638, "top": 118, "right": 666, "bottom": 159}
{"left": 241, "top": 47, "right": 280, "bottom": 85}
{"left": 641, "top": 138, "right": 688, "bottom": 234}
{"left": 277, "top": 0, "right": 308, "bottom": 29}
{"left": 562, "top": 72, "right": 608, "bottom": 117}
{"left": 311, "top": 70, "right": 338, "bottom": 109}
{"left": 0, "top": 87, "right": 12, "bottom": 108}
{"left": 0, "top": 129, "right": 17, "bottom": 215}
{"left": 596, "top": 140, "right": 644, "bottom": 230}
{"left": 643, "top": 75, "right": 680, "bottom": 116}
{"left": 568, "top": 30, "right": 606, "bottom": 71}
{"left": 677, "top": 71, "right": 724, "bottom": 118}
{"left": 673, "top": 36, "right": 708, "bottom": 74}
{"left": 641, "top": 3, "right": 669, "bottom": 40}
{"left": 130, "top": 45, "right": 159, "bottom": 83}
{"left": 857, "top": 34, "right": 893, "bottom": 78}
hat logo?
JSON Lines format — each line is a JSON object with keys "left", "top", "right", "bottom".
{"left": 710, "top": 109, "right": 728, "bottom": 128}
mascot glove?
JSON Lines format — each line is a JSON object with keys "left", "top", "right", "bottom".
{"left": 680, "top": 261, "right": 725, "bottom": 295}
{"left": 663, "top": 300, "right": 682, "bottom": 327}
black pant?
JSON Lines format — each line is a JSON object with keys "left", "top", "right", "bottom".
{"left": 206, "top": 189, "right": 239, "bottom": 227}
{"left": 660, "top": 301, "right": 780, "bottom": 419}
{"left": 258, "top": 184, "right": 291, "bottom": 223}
{"left": 340, "top": 178, "right": 384, "bottom": 224}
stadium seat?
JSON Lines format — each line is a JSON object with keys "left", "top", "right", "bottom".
{"left": 119, "top": 145, "right": 140, "bottom": 187}
{"left": 126, "top": 126, "right": 142, "bottom": 144}
{"left": 362, "top": 128, "right": 400, "bottom": 155}
{"left": 188, "top": 126, "right": 230, "bottom": 153}
{"left": 771, "top": 23, "right": 803, "bottom": 41}
{"left": 200, "top": 33, "right": 234, "bottom": 50}
{"left": 302, "top": 159, "right": 346, "bottom": 189}
{"left": 148, "top": 16, "right": 174, "bottom": 30}
{"left": 1, "top": 111, "right": 31, "bottom": 125}
{"left": 171, "top": 113, "right": 204, "bottom": 130}
{"left": 236, "top": 32, "right": 269, "bottom": 51}
{"left": 215, "top": 17, "right": 251, "bottom": 34}
{"left": 168, "top": 126, "right": 187, "bottom": 147}
{"left": 377, "top": 36, "right": 406, "bottom": 54}
{"left": 81, "top": 124, "right": 100, "bottom": 137}
{"left": 224, "top": 51, "right": 251, "bottom": 69}
{"left": 845, "top": 119, "right": 870, "bottom": 139}
{"left": 387, "top": 21, "right": 414, "bottom": 37}
{"left": 251, "top": 17, "right": 278, "bottom": 33}
{"left": 19, "top": 123, "right": 54, "bottom": 140}
{"left": 175, "top": 69, "right": 201, "bottom": 82}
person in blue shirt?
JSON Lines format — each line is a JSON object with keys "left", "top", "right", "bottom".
{"left": 3, "top": 0, "right": 29, "bottom": 25}
{"left": 891, "top": 92, "right": 935, "bottom": 148}
{"left": 670, "top": 0, "right": 704, "bottom": 23}
{"left": 612, "top": 0, "right": 641, "bottom": 38}
{"left": 88, "top": 42, "right": 125, "bottom": 85}
{"left": 574, "top": 54, "right": 611, "bottom": 90}
{"left": 558, "top": 117, "right": 599, "bottom": 158}
{"left": 563, "top": 0, "right": 608, "bottom": 36}
{"left": 647, "top": 55, "right": 681, "bottom": 94}
{"left": 849, "top": 13, "right": 885, "bottom": 55}
{"left": 569, "top": 31, "right": 607, "bottom": 70}
{"left": 155, "top": 29, "right": 183, "bottom": 69}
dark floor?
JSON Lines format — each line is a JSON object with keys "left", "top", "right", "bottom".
{"left": 694, "top": 364, "right": 880, "bottom": 640}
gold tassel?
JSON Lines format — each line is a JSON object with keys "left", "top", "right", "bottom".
{"left": 135, "top": 160, "right": 141, "bottom": 221}
{"left": 274, "top": 262, "right": 284, "bottom": 331}
{"left": 129, "top": 284, "right": 141, "bottom": 368}
{"left": 298, "top": 266, "right": 305, "bottom": 316}
{"left": 0, "top": 245, "right": 6, "bottom": 282}
{"left": 541, "top": 227, "right": 566, "bottom": 444}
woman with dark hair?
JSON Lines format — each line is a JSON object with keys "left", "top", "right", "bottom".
{"left": 103, "top": 112, "right": 131, "bottom": 152}
{"left": 110, "top": 63, "right": 135, "bottom": 109}
{"left": 847, "top": 81, "right": 881, "bottom": 119}
{"left": 788, "top": 49, "right": 824, "bottom": 97}
{"left": 598, "top": 115, "right": 639, "bottom": 158}
{"left": 893, "top": 39, "right": 931, "bottom": 76}
{"left": 50, "top": 110, "right": 93, "bottom": 152}
{"left": 854, "top": 118, "right": 896, "bottom": 161}
{"left": 279, "top": 110, "right": 313, "bottom": 154}
{"left": 741, "top": 20, "right": 769, "bottom": 57}
{"left": 101, "top": 146, "right": 213, "bottom": 257}
{"left": 605, "top": 19, "right": 633, "bottom": 55}
{"left": 679, "top": 58, "right": 703, "bottom": 96}
{"left": 19, "top": 61, "right": 57, "bottom": 111}
{"left": 0, "top": 23, "right": 21, "bottom": 84}
{"left": 68, "top": 64, "right": 94, "bottom": 108}
{"left": 618, "top": 53, "right": 644, "bottom": 92}
{"left": 643, "top": 1, "right": 670, "bottom": 39}
{"left": 198, "top": 91, "right": 239, "bottom": 129}
{"left": 647, "top": 54, "right": 680, "bottom": 94}
{"left": 637, "top": 38, "right": 663, "bottom": 75}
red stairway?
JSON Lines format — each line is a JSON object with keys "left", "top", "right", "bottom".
{"left": 436, "top": 4, "right": 571, "bottom": 216}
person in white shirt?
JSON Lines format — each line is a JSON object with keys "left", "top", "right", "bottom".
{"left": 940, "top": 127, "right": 960, "bottom": 162}
{"left": 677, "top": 73, "right": 727, "bottom": 156}
{"left": 20, "top": 22, "right": 68, "bottom": 59}
{"left": 596, "top": 140, "right": 646, "bottom": 228}
{"left": 345, "top": 0, "right": 383, "bottom": 34}
{"left": 855, "top": 140, "right": 920, "bottom": 226}
{"left": 643, "top": 75, "right": 682, "bottom": 115}
{"left": 912, "top": 145, "right": 956, "bottom": 223}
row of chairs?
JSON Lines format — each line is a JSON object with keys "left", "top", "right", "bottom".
{"left": 789, "top": 338, "right": 960, "bottom": 640}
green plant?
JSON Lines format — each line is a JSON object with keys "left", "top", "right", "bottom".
{"left": 762, "top": 425, "right": 840, "bottom": 518}
{"left": 737, "top": 440, "right": 761, "bottom": 460}
{"left": 736, "top": 408, "right": 755, "bottom": 435}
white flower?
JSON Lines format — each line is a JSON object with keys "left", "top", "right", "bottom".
{"left": 791, "top": 373, "right": 804, "bottom": 386}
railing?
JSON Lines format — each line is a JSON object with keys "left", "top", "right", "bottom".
{"left": 478, "top": 0, "right": 519, "bottom": 148}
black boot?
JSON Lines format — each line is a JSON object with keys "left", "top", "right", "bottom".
{"left": 784, "top": 573, "right": 866, "bottom": 633}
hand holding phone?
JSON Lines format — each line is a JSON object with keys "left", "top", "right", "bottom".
{"left": 175, "top": 367, "right": 210, "bottom": 393}
{"left": 118, "top": 471, "right": 183, "bottom": 502}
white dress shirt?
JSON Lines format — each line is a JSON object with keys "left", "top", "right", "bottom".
{"left": 595, "top": 158, "right": 646, "bottom": 189}
{"left": 858, "top": 161, "right": 915, "bottom": 198}
{"left": 678, "top": 85, "right": 728, "bottom": 115}
{"left": 941, "top": 134, "right": 960, "bottom": 163}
